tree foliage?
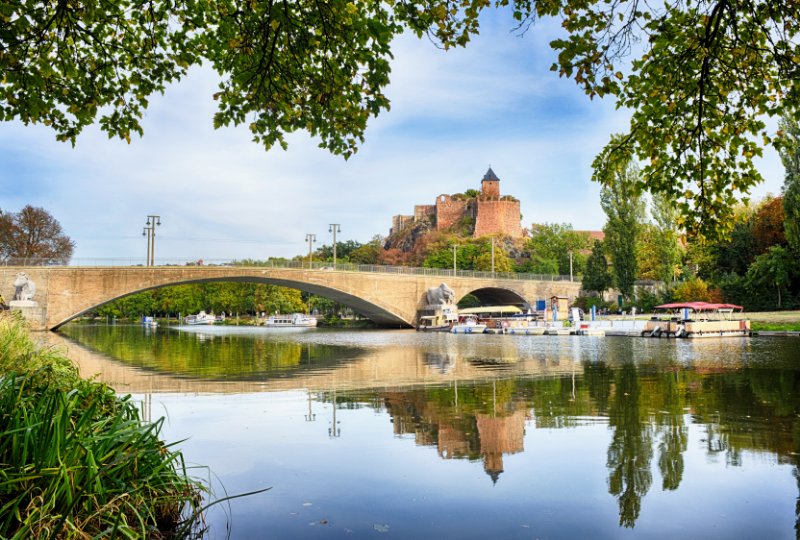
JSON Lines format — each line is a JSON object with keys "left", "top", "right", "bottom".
{"left": 599, "top": 152, "right": 645, "bottom": 301}
{"left": 751, "top": 196, "right": 786, "bottom": 255}
{"left": 746, "top": 245, "right": 793, "bottom": 308}
{"left": 647, "top": 192, "right": 682, "bottom": 285}
{"left": 0, "top": 205, "right": 74, "bottom": 264}
{"left": 582, "top": 239, "right": 612, "bottom": 294}
{"left": 779, "top": 114, "right": 800, "bottom": 255}
{"left": 524, "top": 223, "right": 590, "bottom": 276}
{"left": 95, "top": 282, "right": 305, "bottom": 319}
{"left": 5, "top": 1, "right": 799, "bottom": 233}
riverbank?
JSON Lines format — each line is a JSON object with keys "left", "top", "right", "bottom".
{"left": 0, "top": 312, "right": 204, "bottom": 539}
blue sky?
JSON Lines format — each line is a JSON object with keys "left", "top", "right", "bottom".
{"left": 0, "top": 11, "right": 785, "bottom": 263}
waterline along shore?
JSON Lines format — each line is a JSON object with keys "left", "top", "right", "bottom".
{"left": 0, "top": 312, "right": 205, "bottom": 539}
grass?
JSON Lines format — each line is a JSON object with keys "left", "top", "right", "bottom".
{"left": 0, "top": 312, "right": 205, "bottom": 539}
{"left": 750, "top": 321, "right": 800, "bottom": 332}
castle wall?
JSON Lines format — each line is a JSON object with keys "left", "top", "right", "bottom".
{"left": 435, "top": 195, "right": 469, "bottom": 231}
{"left": 414, "top": 205, "right": 435, "bottom": 221}
{"left": 390, "top": 215, "right": 414, "bottom": 235}
{"left": 474, "top": 200, "right": 522, "bottom": 238}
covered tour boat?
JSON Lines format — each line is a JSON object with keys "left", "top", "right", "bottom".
{"left": 643, "top": 302, "right": 750, "bottom": 338}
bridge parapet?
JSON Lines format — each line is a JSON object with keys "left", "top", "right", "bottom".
{"left": 2, "top": 258, "right": 572, "bottom": 282}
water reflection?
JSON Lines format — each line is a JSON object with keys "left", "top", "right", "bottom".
{"left": 48, "top": 326, "right": 800, "bottom": 538}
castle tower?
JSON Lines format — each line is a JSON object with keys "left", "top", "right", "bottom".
{"left": 481, "top": 167, "right": 500, "bottom": 199}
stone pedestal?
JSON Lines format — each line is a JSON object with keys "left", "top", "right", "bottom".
{"left": 9, "top": 302, "right": 47, "bottom": 331}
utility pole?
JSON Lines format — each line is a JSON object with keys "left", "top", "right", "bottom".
{"left": 329, "top": 224, "right": 341, "bottom": 267}
{"left": 305, "top": 233, "right": 317, "bottom": 268}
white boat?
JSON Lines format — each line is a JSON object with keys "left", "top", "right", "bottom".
{"left": 184, "top": 311, "right": 216, "bottom": 325}
{"left": 450, "top": 314, "right": 487, "bottom": 334}
{"left": 141, "top": 316, "right": 158, "bottom": 328}
{"left": 264, "top": 313, "right": 318, "bottom": 328}
{"left": 416, "top": 305, "right": 458, "bottom": 332}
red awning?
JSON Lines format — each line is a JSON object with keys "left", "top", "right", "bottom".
{"left": 655, "top": 302, "right": 743, "bottom": 311}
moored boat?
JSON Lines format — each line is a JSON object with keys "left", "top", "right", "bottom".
{"left": 264, "top": 313, "right": 318, "bottom": 328}
{"left": 450, "top": 314, "right": 487, "bottom": 334}
{"left": 184, "top": 311, "right": 216, "bottom": 325}
{"left": 644, "top": 302, "right": 750, "bottom": 338}
{"left": 141, "top": 315, "right": 158, "bottom": 328}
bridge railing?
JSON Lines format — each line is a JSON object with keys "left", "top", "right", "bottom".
{"left": 1, "top": 257, "right": 575, "bottom": 282}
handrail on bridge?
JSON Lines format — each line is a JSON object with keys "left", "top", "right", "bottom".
{"left": 1, "top": 258, "right": 575, "bottom": 282}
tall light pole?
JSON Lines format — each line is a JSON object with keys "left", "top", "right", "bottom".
{"left": 569, "top": 250, "right": 574, "bottom": 282}
{"left": 142, "top": 227, "right": 151, "bottom": 266}
{"left": 305, "top": 233, "right": 316, "bottom": 268}
{"left": 329, "top": 224, "right": 341, "bottom": 267}
{"left": 491, "top": 238, "right": 495, "bottom": 273}
{"left": 144, "top": 215, "right": 161, "bottom": 266}
{"left": 452, "top": 244, "right": 458, "bottom": 275}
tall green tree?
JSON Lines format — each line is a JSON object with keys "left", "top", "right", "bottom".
{"left": 648, "top": 192, "right": 683, "bottom": 285}
{"left": 4, "top": 1, "right": 800, "bottom": 234}
{"left": 582, "top": 240, "right": 612, "bottom": 295}
{"left": 599, "top": 148, "right": 645, "bottom": 302}
{"left": 779, "top": 114, "right": 800, "bottom": 256}
{"left": 746, "top": 246, "right": 793, "bottom": 308}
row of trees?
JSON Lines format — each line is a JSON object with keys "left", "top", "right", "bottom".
{"left": 93, "top": 282, "right": 307, "bottom": 320}
{"left": 577, "top": 114, "right": 800, "bottom": 311}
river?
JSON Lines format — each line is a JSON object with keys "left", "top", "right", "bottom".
{"left": 47, "top": 325, "right": 800, "bottom": 539}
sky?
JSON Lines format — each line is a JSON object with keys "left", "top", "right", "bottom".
{"left": 0, "top": 10, "right": 786, "bottom": 264}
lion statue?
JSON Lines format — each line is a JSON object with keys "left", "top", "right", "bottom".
{"left": 13, "top": 272, "right": 36, "bottom": 302}
{"left": 426, "top": 283, "right": 456, "bottom": 306}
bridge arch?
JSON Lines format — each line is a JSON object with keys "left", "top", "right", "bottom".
{"left": 50, "top": 275, "right": 412, "bottom": 329}
{"left": 1, "top": 266, "right": 583, "bottom": 331}
{"left": 459, "top": 286, "right": 530, "bottom": 309}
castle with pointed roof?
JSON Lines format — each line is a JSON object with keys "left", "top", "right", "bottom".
{"left": 390, "top": 168, "right": 523, "bottom": 239}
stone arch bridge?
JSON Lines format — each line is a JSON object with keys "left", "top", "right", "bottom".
{"left": 1, "top": 265, "right": 581, "bottom": 331}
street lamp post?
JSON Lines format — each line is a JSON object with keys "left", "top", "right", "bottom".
{"left": 329, "top": 224, "right": 341, "bottom": 267}
{"left": 569, "top": 251, "right": 574, "bottom": 282}
{"left": 491, "top": 238, "right": 495, "bottom": 273}
{"left": 452, "top": 244, "right": 458, "bottom": 275}
{"left": 143, "top": 215, "right": 161, "bottom": 266}
{"left": 305, "top": 233, "right": 317, "bottom": 268}
{"left": 142, "top": 227, "right": 151, "bottom": 266}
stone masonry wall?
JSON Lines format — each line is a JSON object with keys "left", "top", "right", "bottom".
{"left": 414, "top": 205, "right": 435, "bottom": 221}
{"left": 473, "top": 200, "right": 522, "bottom": 238}
{"left": 435, "top": 195, "right": 469, "bottom": 231}
{"left": 481, "top": 179, "right": 500, "bottom": 199}
{"left": 390, "top": 214, "right": 414, "bottom": 235}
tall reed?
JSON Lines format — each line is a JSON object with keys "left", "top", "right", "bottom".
{"left": 0, "top": 312, "right": 204, "bottom": 539}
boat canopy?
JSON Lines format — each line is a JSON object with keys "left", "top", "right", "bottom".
{"left": 655, "top": 302, "right": 743, "bottom": 311}
{"left": 459, "top": 305, "right": 523, "bottom": 315}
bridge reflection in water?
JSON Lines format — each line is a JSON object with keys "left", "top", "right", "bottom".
{"left": 46, "top": 326, "right": 800, "bottom": 536}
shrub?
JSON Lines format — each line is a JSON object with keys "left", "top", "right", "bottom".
{"left": 0, "top": 313, "right": 204, "bottom": 539}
